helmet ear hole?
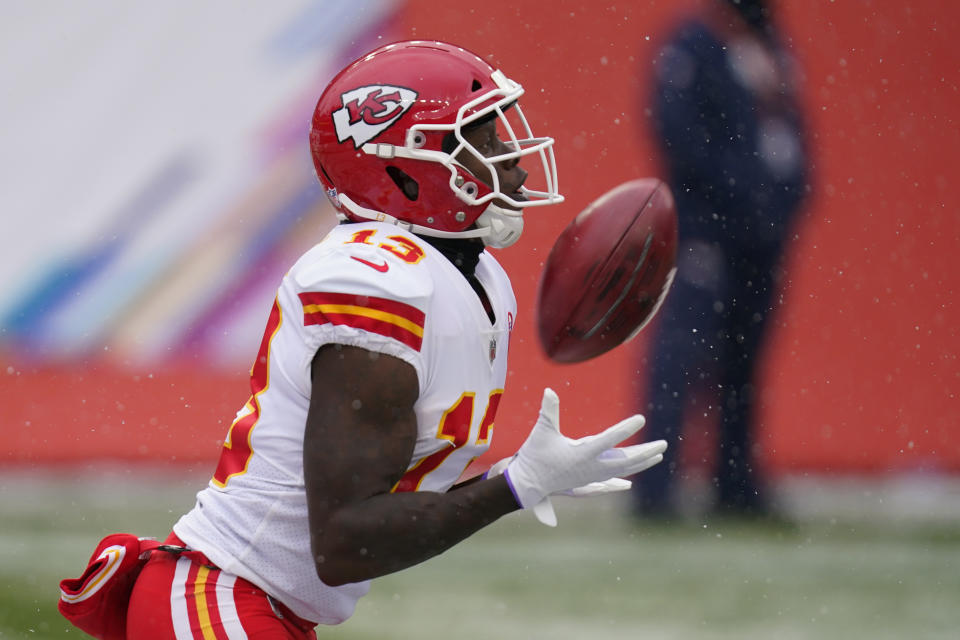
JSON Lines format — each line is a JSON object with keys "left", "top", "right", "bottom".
{"left": 386, "top": 166, "right": 419, "bottom": 202}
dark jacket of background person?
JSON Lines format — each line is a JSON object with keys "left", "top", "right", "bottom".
{"left": 634, "top": 0, "right": 810, "bottom": 517}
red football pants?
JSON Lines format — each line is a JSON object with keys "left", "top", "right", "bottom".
{"left": 127, "top": 534, "right": 317, "bottom": 639}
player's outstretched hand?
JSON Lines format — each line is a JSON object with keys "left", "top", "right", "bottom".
{"left": 502, "top": 388, "right": 666, "bottom": 526}
{"left": 485, "top": 462, "right": 632, "bottom": 526}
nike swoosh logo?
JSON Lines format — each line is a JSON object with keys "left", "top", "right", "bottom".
{"left": 351, "top": 256, "right": 389, "bottom": 272}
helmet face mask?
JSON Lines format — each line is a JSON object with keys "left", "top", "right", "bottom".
{"left": 309, "top": 41, "right": 563, "bottom": 245}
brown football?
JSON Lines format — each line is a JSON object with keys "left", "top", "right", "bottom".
{"left": 536, "top": 178, "right": 678, "bottom": 363}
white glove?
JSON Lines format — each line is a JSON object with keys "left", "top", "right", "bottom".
{"left": 502, "top": 388, "right": 667, "bottom": 526}
{"left": 485, "top": 458, "right": 632, "bottom": 526}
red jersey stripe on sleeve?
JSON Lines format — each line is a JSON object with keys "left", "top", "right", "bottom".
{"left": 299, "top": 291, "right": 425, "bottom": 351}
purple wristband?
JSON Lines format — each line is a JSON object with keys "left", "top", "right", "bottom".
{"left": 501, "top": 467, "right": 524, "bottom": 508}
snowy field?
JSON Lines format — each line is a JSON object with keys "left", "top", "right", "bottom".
{"left": 2, "top": 468, "right": 958, "bottom": 639}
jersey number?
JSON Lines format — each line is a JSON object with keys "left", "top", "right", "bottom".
{"left": 346, "top": 229, "right": 426, "bottom": 264}
{"left": 212, "top": 297, "right": 282, "bottom": 488}
{"left": 393, "top": 390, "right": 503, "bottom": 492}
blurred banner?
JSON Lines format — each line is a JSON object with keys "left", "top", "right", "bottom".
{"left": 1, "top": 0, "right": 400, "bottom": 366}
{"left": 2, "top": 1, "right": 958, "bottom": 476}
{"left": 1, "top": 0, "right": 396, "bottom": 463}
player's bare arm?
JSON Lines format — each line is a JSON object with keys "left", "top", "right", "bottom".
{"left": 304, "top": 344, "right": 519, "bottom": 586}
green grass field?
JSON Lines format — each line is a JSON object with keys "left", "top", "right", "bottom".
{"left": 2, "top": 470, "right": 958, "bottom": 639}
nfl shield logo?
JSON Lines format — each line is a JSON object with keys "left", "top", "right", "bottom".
{"left": 488, "top": 338, "right": 497, "bottom": 363}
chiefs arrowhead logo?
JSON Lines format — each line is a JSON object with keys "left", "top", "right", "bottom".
{"left": 332, "top": 85, "right": 418, "bottom": 148}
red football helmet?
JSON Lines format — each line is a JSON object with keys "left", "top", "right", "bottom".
{"left": 309, "top": 40, "right": 563, "bottom": 247}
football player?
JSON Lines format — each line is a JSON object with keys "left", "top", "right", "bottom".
{"left": 118, "top": 40, "right": 668, "bottom": 637}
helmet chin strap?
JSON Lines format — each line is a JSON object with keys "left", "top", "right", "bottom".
{"left": 475, "top": 203, "right": 524, "bottom": 248}
{"left": 337, "top": 193, "right": 523, "bottom": 247}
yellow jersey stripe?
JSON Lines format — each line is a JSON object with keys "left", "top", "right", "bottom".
{"left": 303, "top": 303, "right": 425, "bottom": 337}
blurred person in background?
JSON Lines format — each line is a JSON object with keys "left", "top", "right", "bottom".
{"left": 60, "top": 40, "right": 667, "bottom": 638}
{"left": 633, "top": 0, "right": 810, "bottom": 519}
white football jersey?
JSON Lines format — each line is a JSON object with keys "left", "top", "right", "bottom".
{"left": 173, "top": 221, "right": 516, "bottom": 625}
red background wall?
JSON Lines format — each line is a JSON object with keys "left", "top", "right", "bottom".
{"left": 4, "top": 0, "right": 958, "bottom": 476}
